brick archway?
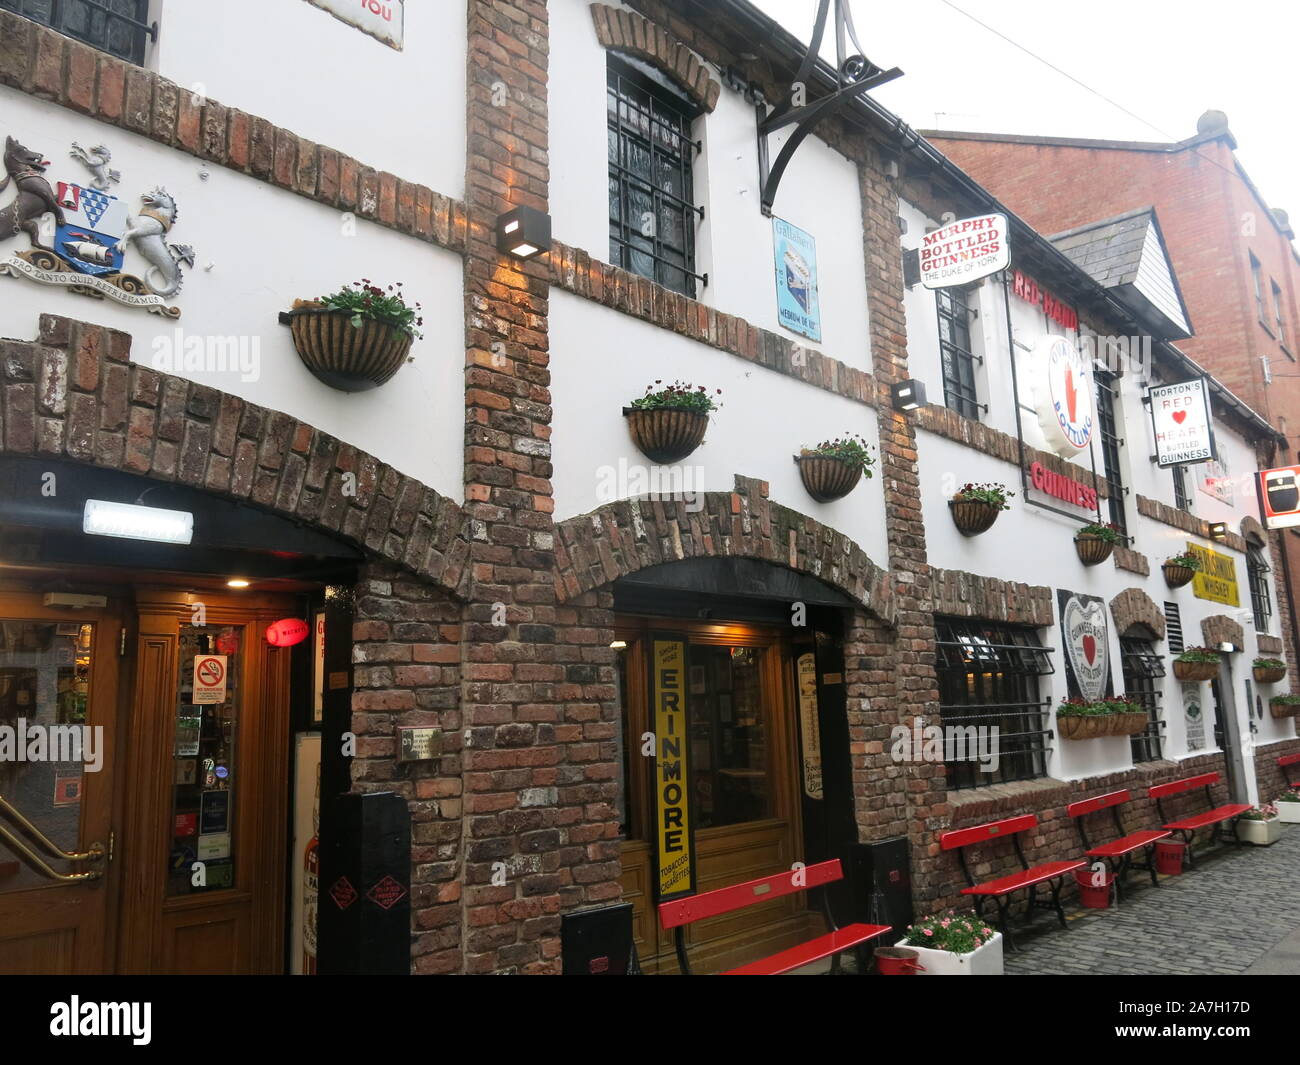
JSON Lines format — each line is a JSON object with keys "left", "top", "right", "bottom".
{"left": 590, "top": 3, "right": 722, "bottom": 112}
{"left": 553, "top": 475, "right": 895, "bottom": 621}
{"left": 3, "top": 315, "right": 467, "bottom": 593}
{"left": 1110, "top": 587, "right": 1166, "bottom": 640}
{"left": 1201, "top": 614, "right": 1245, "bottom": 649}
{"left": 1241, "top": 515, "right": 1266, "bottom": 544}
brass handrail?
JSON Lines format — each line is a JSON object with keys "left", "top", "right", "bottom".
{"left": 0, "top": 792, "right": 104, "bottom": 863}
{"left": 0, "top": 820, "right": 101, "bottom": 883}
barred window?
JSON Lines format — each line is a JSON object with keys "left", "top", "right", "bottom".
{"left": 936, "top": 286, "right": 980, "bottom": 421}
{"left": 1121, "top": 632, "right": 1165, "bottom": 764}
{"left": 1172, "top": 464, "right": 1192, "bottom": 512}
{"left": 607, "top": 57, "right": 703, "bottom": 298}
{"left": 1, "top": 0, "right": 153, "bottom": 64}
{"left": 935, "top": 618, "right": 1053, "bottom": 790}
{"left": 1095, "top": 370, "right": 1126, "bottom": 533}
{"left": 1247, "top": 542, "right": 1273, "bottom": 632}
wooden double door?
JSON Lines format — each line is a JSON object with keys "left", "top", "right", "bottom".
{"left": 615, "top": 616, "right": 823, "bottom": 974}
{"left": 0, "top": 582, "right": 294, "bottom": 974}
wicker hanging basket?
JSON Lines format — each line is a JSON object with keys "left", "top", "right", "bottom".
{"left": 1162, "top": 562, "right": 1196, "bottom": 589}
{"left": 1254, "top": 665, "right": 1287, "bottom": 684}
{"left": 622, "top": 407, "right": 710, "bottom": 463}
{"left": 282, "top": 303, "right": 413, "bottom": 392}
{"left": 1115, "top": 712, "right": 1149, "bottom": 737}
{"left": 1074, "top": 534, "right": 1114, "bottom": 566}
{"left": 795, "top": 454, "right": 863, "bottom": 503}
{"left": 1172, "top": 659, "right": 1219, "bottom": 682}
{"left": 1270, "top": 700, "right": 1300, "bottom": 719}
{"left": 949, "top": 498, "right": 1001, "bottom": 536}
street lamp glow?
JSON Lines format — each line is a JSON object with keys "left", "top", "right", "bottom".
{"left": 83, "top": 499, "right": 194, "bottom": 545}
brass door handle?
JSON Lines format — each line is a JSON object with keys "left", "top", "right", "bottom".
{"left": 0, "top": 820, "right": 102, "bottom": 882}
{"left": 0, "top": 792, "right": 103, "bottom": 863}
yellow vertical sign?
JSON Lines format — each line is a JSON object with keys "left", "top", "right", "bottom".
{"left": 1187, "top": 542, "right": 1240, "bottom": 606}
{"left": 652, "top": 637, "right": 693, "bottom": 899}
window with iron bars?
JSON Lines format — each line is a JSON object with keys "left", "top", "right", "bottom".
{"left": 607, "top": 57, "right": 704, "bottom": 299}
{"left": 1094, "top": 370, "right": 1126, "bottom": 533}
{"left": 936, "top": 285, "right": 980, "bottom": 421}
{"left": 1172, "top": 464, "right": 1192, "bottom": 513}
{"left": 935, "top": 618, "right": 1054, "bottom": 790}
{"left": 2, "top": 0, "right": 154, "bottom": 65}
{"left": 1121, "top": 633, "right": 1165, "bottom": 764}
{"left": 1247, "top": 542, "right": 1273, "bottom": 632}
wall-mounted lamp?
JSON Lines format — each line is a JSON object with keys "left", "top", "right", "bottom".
{"left": 1217, "top": 641, "right": 1237, "bottom": 654}
{"left": 1208, "top": 521, "right": 1228, "bottom": 541}
{"left": 891, "top": 379, "right": 927, "bottom": 412}
{"left": 495, "top": 205, "right": 551, "bottom": 261}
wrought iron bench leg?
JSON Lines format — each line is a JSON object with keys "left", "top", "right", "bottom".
{"left": 1182, "top": 830, "right": 1196, "bottom": 867}
{"left": 994, "top": 894, "right": 1016, "bottom": 952}
{"left": 1049, "top": 877, "right": 1069, "bottom": 928}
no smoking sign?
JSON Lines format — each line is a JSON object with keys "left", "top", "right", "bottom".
{"left": 193, "top": 654, "right": 228, "bottom": 704}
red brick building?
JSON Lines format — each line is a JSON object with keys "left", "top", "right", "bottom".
{"left": 928, "top": 113, "right": 1300, "bottom": 654}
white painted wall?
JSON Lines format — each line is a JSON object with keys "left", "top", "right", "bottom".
{"left": 549, "top": 0, "right": 870, "bottom": 369}
{"left": 151, "top": 0, "right": 465, "bottom": 198}
{"left": 550, "top": 290, "right": 889, "bottom": 568}
{"left": 906, "top": 191, "right": 1287, "bottom": 797}
{"left": 0, "top": 90, "right": 464, "bottom": 502}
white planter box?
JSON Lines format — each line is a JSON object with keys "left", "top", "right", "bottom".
{"left": 1277, "top": 803, "right": 1300, "bottom": 824}
{"left": 897, "top": 932, "right": 1004, "bottom": 975}
{"left": 1238, "top": 817, "right": 1283, "bottom": 845}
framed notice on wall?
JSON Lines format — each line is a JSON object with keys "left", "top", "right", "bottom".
{"left": 772, "top": 218, "right": 822, "bottom": 342}
{"left": 650, "top": 635, "right": 694, "bottom": 901}
{"left": 1058, "top": 590, "right": 1113, "bottom": 701}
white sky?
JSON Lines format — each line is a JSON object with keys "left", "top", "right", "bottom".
{"left": 752, "top": 0, "right": 1300, "bottom": 235}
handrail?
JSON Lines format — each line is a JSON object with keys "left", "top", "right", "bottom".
{"left": 0, "top": 820, "right": 101, "bottom": 883}
{"left": 0, "top": 792, "right": 104, "bottom": 863}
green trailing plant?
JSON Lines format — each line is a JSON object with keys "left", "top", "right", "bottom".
{"left": 1077, "top": 521, "right": 1122, "bottom": 544}
{"left": 1057, "top": 696, "right": 1144, "bottom": 718}
{"left": 1175, "top": 647, "right": 1221, "bottom": 665}
{"left": 316, "top": 278, "right": 424, "bottom": 339}
{"left": 902, "top": 910, "right": 996, "bottom": 954}
{"left": 1254, "top": 658, "right": 1286, "bottom": 671}
{"left": 1240, "top": 803, "right": 1278, "bottom": 821}
{"left": 1269, "top": 694, "right": 1300, "bottom": 707}
{"left": 1164, "top": 552, "right": 1202, "bottom": 570}
{"left": 952, "top": 482, "right": 1014, "bottom": 510}
{"left": 800, "top": 433, "right": 876, "bottom": 476}
{"left": 627, "top": 380, "right": 722, "bottom": 414}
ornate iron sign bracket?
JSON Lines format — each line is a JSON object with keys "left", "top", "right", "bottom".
{"left": 756, "top": 0, "right": 902, "bottom": 216}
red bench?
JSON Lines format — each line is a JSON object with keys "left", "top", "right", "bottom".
{"left": 1278, "top": 752, "right": 1300, "bottom": 789}
{"left": 1067, "top": 789, "right": 1170, "bottom": 899}
{"left": 940, "top": 815, "right": 1084, "bottom": 950}
{"left": 656, "top": 859, "right": 892, "bottom": 975}
{"left": 1149, "top": 772, "right": 1250, "bottom": 865}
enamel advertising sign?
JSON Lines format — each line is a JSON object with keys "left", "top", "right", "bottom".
{"left": 773, "top": 218, "right": 822, "bottom": 342}
{"left": 919, "top": 213, "right": 1009, "bottom": 289}
{"left": 1033, "top": 335, "right": 1095, "bottom": 459}
{"left": 1058, "top": 591, "right": 1112, "bottom": 701}
{"left": 1148, "top": 378, "right": 1215, "bottom": 467}
{"left": 307, "top": 0, "right": 404, "bottom": 48}
{"left": 1257, "top": 464, "right": 1300, "bottom": 530}
{"left": 651, "top": 635, "right": 694, "bottom": 901}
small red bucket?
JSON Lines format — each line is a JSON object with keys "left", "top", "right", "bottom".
{"left": 874, "top": 946, "right": 924, "bottom": 975}
{"left": 1155, "top": 839, "right": 1186, "bottom": 876}
{"left": 1073, "top": 868, "right": 1115, "bottom": 908}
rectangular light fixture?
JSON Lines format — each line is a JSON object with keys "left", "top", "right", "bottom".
{"left": 83, "top": 499, "right": 194, "bottom": 544}
{"left": 495, "top": 205, "right": 552, "bottom": 260}
{"left": 1217, "top": 642, "right": 1236, "bottom": 654}
{"left": 1208, "top": 521, "right": 1228, "bottom": 540}
{"left": 891, "top": 378, "right": 927, "bottom": 412}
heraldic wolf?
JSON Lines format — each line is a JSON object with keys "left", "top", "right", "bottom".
{"left": 0, "top": 134, "right": 193, "bottom": 317}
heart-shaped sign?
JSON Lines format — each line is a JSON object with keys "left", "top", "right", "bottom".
{"left": 1063, "top": 595, "right": 1109, "bottom": 700}
{"left": 1172, "top": 410, "right": 1187, "bottom": 424}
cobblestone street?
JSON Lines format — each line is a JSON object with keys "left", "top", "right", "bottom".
{"left": 1003, "top": 829, "right": 1300, "bottom": 975}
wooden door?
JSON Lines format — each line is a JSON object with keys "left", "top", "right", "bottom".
{"left": 0, "top": 593, "right": 122, "bottom": 973}
{"left": 615, "top": 618, "right": 817, "bottom": 974}
{"left": 116, "top": 588, "right": 293, "bottom": 974}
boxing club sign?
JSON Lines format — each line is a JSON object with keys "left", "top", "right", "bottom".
{"left": 1148, "top": 377, "right": 1215, "bottom": 467}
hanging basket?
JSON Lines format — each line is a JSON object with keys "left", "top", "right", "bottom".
{"left": 1115, "top": 711, "right": 1149, "bottom": 737}
{"left": 281, "top": 303, "right": 413, "bottom": 392}
{"left": 1058, "top": 715, "right": 1103, "bottom": 740}
{"left": 1270, "top": 701, "right": 1300, "bottom": 720}
{"left": 949, "top": 498, "right": 1001, "bottom": 536}
{"left": 1254, "top": 665, "right": 1287, "bottom": 684}
{"left": 1162, "top": 562, "right": 1196, "bottom": 589}
{"left": 795, "top": 454, "right": 863, "bottom": 503}
{"left": 1172, "top": 659, "right": 1219, "bottom": 682}
{"left": 1074, "top": 534, "right": 1114, "bottom": 566}
{"left": 622, "top": 407, "right": 710, "bottom": 464}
